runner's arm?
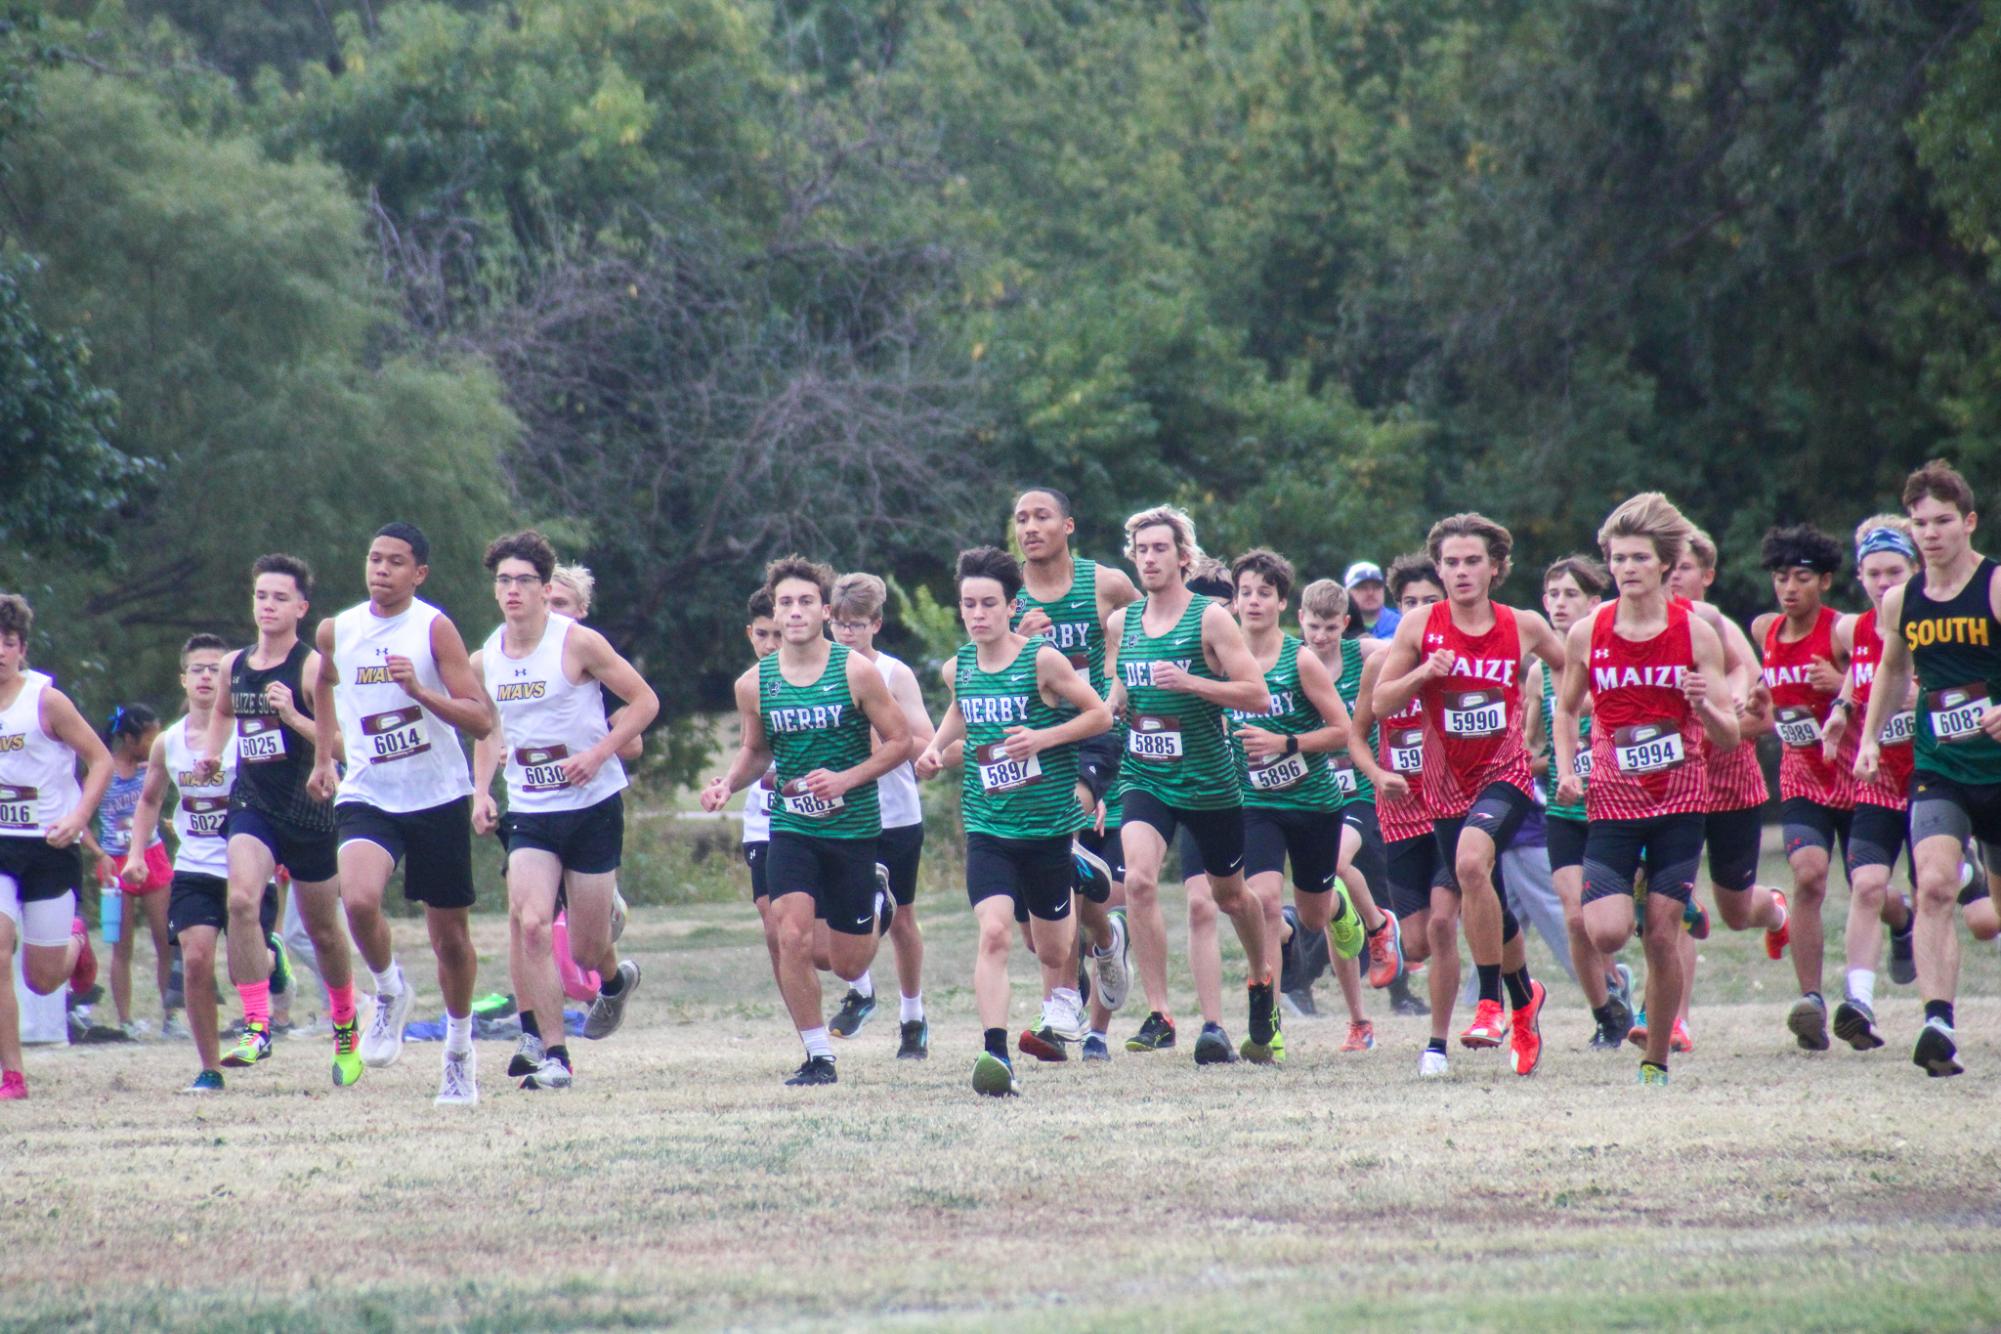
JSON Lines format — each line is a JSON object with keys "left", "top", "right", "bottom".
{"left": 1185, "top": 603, "right": 1271, "bottom": 713}
{"left": 123, "top": 733, "right": 172, "bottom": 878}
{"left": 44, "top": 688, "right": 112, "bottom": 848}
{"left": 421, "top": 616, "right": 499, "bottom": 740}
{"left": 1689, "top": 618, "right": 1740, "bottom": 750}
{"left": 1288, "top": 647, "right": 1351, "bottom": 754}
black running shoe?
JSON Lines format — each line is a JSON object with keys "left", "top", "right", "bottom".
{"left": 1601, "top": 993, "right": 1634, "bottom": 1047}
{"left": 784, "top": 1055, "right": 838, "bottom": 1086}
{"left": 1248, "top": 979, "right": 1277, "bottom": 1048}
{"left": 1076, "top": 958, "right": 1091, "bottom": 1012}
{"left": 1589, "top": 1021, "right": 1623, "bottom": 1050}
{"left": 1125, "top": 1011, "right": 1176, "bottom": 1052}
{"left": 1388, "top": 974, "right": 1429, "bottom": 1017}
{"left": 1297, "top": 924, "right": 1332, "bottom": 988}
{"left": 1787, "top": 993, "right": 1831, "bottom": 1051}
{"left": 828, "top": 988, "right": 876, "bottom": 1039}
{"left": 1279, "top": 905, "right": 1305, "bottom": 994}
{"left": 896, "top": 1019, "right": 929, "bottom": 1060}
{"left": 1833, "top": 998, "right": 1884, "bottom": 1051}
{"left": 1019, "top": 1026, "right": 1068, "bottom": 1062}
{"left": 1889, "top": 923, "right": 1916, "bottom": 986}
{"left": 1194, "top": 1022, "right": 1239, "bottom": 1065}
{"left": 1913, "top": 1018, "right": 1962, "bottom": 1077}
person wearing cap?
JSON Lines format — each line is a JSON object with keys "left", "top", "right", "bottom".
{"left": 1342, "top": 562, "right": 1401, "bottom": 641}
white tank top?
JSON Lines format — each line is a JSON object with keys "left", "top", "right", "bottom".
{"left": 873, "top": 651, "right": 922, "bottom": 829}
{"left": 480, "top": 614, "right": 627, "bottom": 813}
{"left": 163, "top": 716, "right": 234, "bottom": 877}
{"left": 742, "top": 763, "right": 774, "bottom": 843}
{"left": 332, "top": 600, "right": 474, "bottom": 813}
{"left": 0, "top": 672, "right": 80, "bottom": 837}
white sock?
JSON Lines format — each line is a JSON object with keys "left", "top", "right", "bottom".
{"left": 1089, "top": 1029, "right": 1108, "bottom": 1044}
{"left": 371, "top": 962, "right": 402, "bottom": 996}
{"left": 851, "top": 970, "right": 874, "bottom": 1000}
{"left": 899, "top": 992, "right": 924, "bottom": 1022}
{"left": 1053, "top": 986, "right": 1082, "bottom": 1011}
{"left": 800, "top": 1026, "right": 833, "bottom": 1060}
{"left": 444, "top": 1012, "right": 472, "bottom": 1055}
{"left": 1847, "top": 968, "right": 1876, "bottom": 1010}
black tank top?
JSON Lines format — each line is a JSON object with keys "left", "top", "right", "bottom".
{"left": 1905, "top": 556, "right": 2001, "bottom": 782}
{"left": 229, "top": 639, "right": 336, "bottom": 831}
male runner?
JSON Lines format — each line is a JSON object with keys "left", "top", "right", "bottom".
{"left": 0, "top": 594, "right": 109, "bottom": 1099}
{"left": 308, "top": 523, "right": 496, "bottom": 1106}
{"left": 916, "top": 546, "right": 1112, "bottom": 1095}
{"left": 1817, "top": 517, "right": 1921, "bottom": 1049}
{"left": 1752, "top": 523, "right": 1855, "bottom": 1051}
{"left": 1374, "top": 513, "right": 1566, "bottom": 1078}
{"left": 827, "top": 573, "right": 934, "bottom": 1056}
{"left": 1103, "top": 506, "right": 1276, "bottom": 1064}
{"left": 699, "top": 556, "right": 912, "bottom": 1086}
{"left": 199, "top": 554, "right": 359, "bottom": 1082}
{"left": 1854, "top": 460, "right": 2001, "bottom": 1076}
{"left": 738, "top": 589, "right": 783, "bottom": 983}
{"left": 1556, "top": 494, "right": 1736, "bottom": 1087}
{"left": 471, "top": 531, "right": 658, "bottom": 1089}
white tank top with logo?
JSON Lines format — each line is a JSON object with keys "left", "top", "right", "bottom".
{"left": 332, "top": 600, "right": 475, "bottom": 813}
{"left": 0, "top": 672, "right": 80, "bottom": 837}
{"left": 873, "top": 652, "right": 922, "bottom": 830}
{"left": 742, "top": 763, "right": 774, "bottom": 843}
{"left": 480, "top": 614, "right": 627, "bottom": 814}
{"left": 163, "top": 716, "right": 235, "bottom": 877}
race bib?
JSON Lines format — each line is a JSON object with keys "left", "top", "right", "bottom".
{"left": 975, "top": 740, "right": 1043, "bottom": 793}
{"left": 1773, "top": 705, "right": 1822, "bottom": 748}
{"left": 1128, "top": 713, "right": 1184, "bottom": 763}
{"left": 179, "top": 795, "right": 228, "bottom": 838}
{"left": 514, "top": 743, "right": 572, "bottom": 794}
{"left": 1612, "top": 722, "right": 1686, "bottom": 774}
{"left": 1927, "top": 685, "right": 1992, "bottom": 744}
{"left": 1881, "top": 710, "right": 1916, "bottom": 746}
{"left": 237, "top": 714, "right": 287, "bottom": 763}
{"left": 1389, "top": 727, "right": 1425, "bottom": 774}
{"left": 1573, "top": 750, "right": 1595, "bottom": 780}
{"left": 1442, "top": 689, "right": 1505, "bottom": 738}
{"left": 1246, "top": 751, "right": 1309, "bottom": 792}
{"left": 0, "top": 783, "right": 36, "bottom": 831}
{"left": 780, "top": 776, "right": 843, "bottom": 819}
{"left": 360, "top": 706, "right": 432, "bottom": 764}
{"left": 1330, "top": 755, "right": 1359, "bottom": 795}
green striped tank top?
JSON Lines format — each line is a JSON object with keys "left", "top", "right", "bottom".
{"left": 1330, "top": 637, "right": 1375, "bottom": 806}
{"left": 955, "top": 637, "right": 1083, "bottom": 839}
{"left": 1013, "top": 555, "right": 1108, "bottom": 697}
{"left": 1116, "top": 595, "right": 1238, "bottom": 811}
{"left": 1230, "top": 635, "right": 1339, "bottom": 811}
{"left": 1540, "top": 665, "right": 1589, "bottom": 822}
{"left": 759, "top": 644, "right": 880, "bottom": 839}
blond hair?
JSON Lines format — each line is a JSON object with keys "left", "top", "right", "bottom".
{"left": 1123, "top": 504, "right": 1202, "bottom": 574}
{"left": 1596, "top": 492, "right": 1696, "bottom": 569}
{"left": 1687, "top": 528, "right": 1718, "bottom": 572}
{"left": 831, "top": 571, "right": 888, "bottom": 622}
{"left": 551, "top": 562, "right": 596, "bottom": 616}
{"left": 1298, "top": 578, "right": 1349, "bottom": 621}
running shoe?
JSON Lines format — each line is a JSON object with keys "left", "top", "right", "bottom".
{"left": 68, "top": 917, "right": 96, "bottom": 996}
{"left": 896, "top": 1019, "right": 929, "bottom": 1060}
{"left": 1125, "top": 1012, "right": 1176, "bottom": 1052}
{"left": 1417, "top": 1049, "right": 1449, "bottom": 1078}
{"left": 1601, "top": 990, "right": 1635, "bottom": 1048}
{"left": 520, "top": 1054, "right": 572, "bottom": 1090}
{"left": 1913, "top": 1017, "right": 1962, "bottom": 1077}
{"left": 584, "top": 961, "right": 640, "bottom": 1040}
{"left": 1241, "top": 1003, "right": 1286, "bottom": 1065}
{"left": 874, "top": 864, "right": 896, "bottom": 935}
{"left": 508, "top": 1033, "right": 546, "bottom": 1078}
{"left": 784, "top": 1055, "right": 838, "bottom": 1086}
{"left": 360, "top": 984, "right": 413, "bottom": 1068}
{"left": 1329, "top": 886, "right": 1366, "bottom": 961}
{"left": 1764, "top": 890, "right": 1791, "bottom": 960}
{"left": 1093, "top": 908, "right": 1132, "bottom": 1013}
{"left": 1833, "top": 998, "right": 1884, "bottom": 1051}
{"left": 1342, "top": 1020, "right": 1376, "bottom": 1052}
{"left": 435, "top": 1046, "right": 479, "bottom": 1106}
{"left": 160, "top": 1014, "right": 190, "bottom": 1041}
{"left": 1247, "top": 977, "right": 1278, "bottom": 1048}
{"left": 181, "top": 1069, "right": 224, "bottom": 1096}
{"left": 1279, "top": 904, "right": 1306, "bottom": 994}
{"left": 1787, "top": 993, "right": 1831, "bottom": 1052}
{"left": 1589, "top": 1020, "right": 1624, "bottom": 1050}
{"left": 1044, "top": 990, "right": 1089, "bottom": 1043}
{"left": 1460, "top": 999, "right": 1508, "bottom": 1049}
{"left": 1367, "top": 910, "right": 1404, "bottom": 989}
{"left": 1627, "top": 1010, "right": 1649, "bottom": 1048}
{"left": 220, "top": 1021, "right": 272, "bottom": 1068}
{"left": 266, "top": 930, "right": 292, "bottom": 995}
{"left": 1389, "top": 976, "right": 1430, "bottom": 1017}
{"left": 1682, "top": 898, "right": 1711, "bottom": 940}
{"left": 1670, "top": 1018, "right": 1693, "bottom": 1054}
{"left": 0, "top": 1070, "right": 26, "bottom": 1100}
{"left": 1081, "top": 1034, "right": 1111, "bottom": 1061}
{"left": 1073, "top": 839, "right": 1114, "bottom": 903}
{"left": 122, "top": 1018, "right": 155, "bottom": 1041}
{"left": 1019, "top": 1026, "right": 1068, "bottom": 1062}
{"left": 1888, "top": 919, "right": 1916, "bottom": 986}
{"left": 331, "top": 1019, "right": 363, "bottom": 1088}
{"left": 1637, "top": 1062, "right": 1670, "bottom": 1088}
{"left": 1608, "top": 962, "right": 1634, "bottom": 1016}
{"left": 1508, "top": 979, "right": 1547, "bottom": 1076}
{"left": 1194, "top": 1022, "right": 1239, "bottom": 1065}
{"left": 972, "top": 1050, "right": 1020, "bottom": 1098}
{"left": 828, "top": 987, "right": 876, "bottom": 1039}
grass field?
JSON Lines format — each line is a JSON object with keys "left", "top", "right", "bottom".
{"left": 8, "top": 839, "right": 2001, "bottom": 1331}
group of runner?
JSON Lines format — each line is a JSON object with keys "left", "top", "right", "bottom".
{"left": 5, "top": 458, "right": 2001, "bottom": 1101}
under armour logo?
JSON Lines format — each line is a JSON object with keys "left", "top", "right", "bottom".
{"left": 1425, "top": 634, "right": 1445, "bottom": 646}
{"left": 1593, "top": 648, "right": 1611, "bottom": 660}
{"left": 513, "top": 668, "right": 529, "bottom": 678}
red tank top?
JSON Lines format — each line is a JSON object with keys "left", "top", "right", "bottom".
{"left": 1417, "top": 601, "right": 1533, "bottom": 816}
{"left": 1375, "top": 693, "right": 1433, "bottom": 843}
{"left": 1584, "top": 601, "right": 1708, "bottom": 819}
{"left": 1762, "top": 605, "right": 1855, "bottom": 807}
{"left": 1672, "top": 596, "right": 1769, "bottom": 811}
{"left": 1851, "top": 607, "right": 1915, "bottom": 808}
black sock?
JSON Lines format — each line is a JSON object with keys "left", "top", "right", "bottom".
{"left": 598, "top": 967, "right": 626, "bottom": 998}
{"left": 984, "top": 1027, "right": 1009, "bottom": 1061}
{"left": 1641, "top": 1059, "right": 1667, "bottom": 1074}
{"left": 1925, "top": 1000, "right": 1955, "bottom": 1028}
{"left": 1504, "top": 968, "right": 1533, "bottom": 1010}
{"left": 546, "top": 1044, "right": 570, "bottom": 1069}
{"left": 1426, "top": 1036, "right": 1447, "bottom": 1055}
{"left": 520, "top": 1011, "right": 541, "bottom": 1040}
{"left": 1591, "top": 1002, "right": 1615, "bottom": 1026}
{"left": 1476, "top": 963, "right": 1502, "bottom": 1004}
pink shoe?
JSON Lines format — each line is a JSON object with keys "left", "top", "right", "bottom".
{"left": 69, "top": 918, "right": 97, "bottom": 995}
{"left": 0, "top": 1071, "right": 27, "bottom": 1100}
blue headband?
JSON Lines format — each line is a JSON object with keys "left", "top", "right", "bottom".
{"left": 1857, "top": 527, "right": 1917, "bottom": 562}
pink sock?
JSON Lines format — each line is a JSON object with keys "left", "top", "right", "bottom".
{"left": 237, "top": 979, "right": 271, "bottom": 1028}
{"left": 326, "top": 981, "right": 357, "bottom": 1027}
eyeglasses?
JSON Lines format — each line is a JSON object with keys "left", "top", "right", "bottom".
{"left": 493, "top": 574, "right": 545, "bottom": 589}
{"left": 831, "top": 620, "right": 877, "bottom": 634}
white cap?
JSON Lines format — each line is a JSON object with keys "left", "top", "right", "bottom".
{"left": 1343, "top": 561, "right": 1385, "bottom": 589}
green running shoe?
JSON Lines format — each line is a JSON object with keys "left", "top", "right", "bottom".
{"left": 180, "top": 1069, "right": 224, "bottom": 1095}
{"left": 221, "top": 1021, "right": 272, "bottom": 1068}
{"left": 265, "top": 930, "right": 292, "bottom": 995}
{"left": 1637, "top": 1062, "right": 1670, "bottom": 1088}
{"left": 1328, "top": 884, "right": 1366, "bottom": 961}
{"left": 1125, "top": 1012, "right": 1176, "bottom": 1052}
{"left": 972, "top": 1050, "right": 1020, "bottom": 1097}
{"left": 331, "top": 1018, "right": 364, "bottom": 1088}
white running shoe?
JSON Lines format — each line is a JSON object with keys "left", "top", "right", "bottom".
{"left": 435, "top": 1046, "right": 478, "bottom": 1106}
{"left": 1418, "top": 1049, "right": 1450, "bottom": 1079}
{"left": 360, "top": 983, "right": 414, "bottom": 1068}
{"left": 1045, "top": 988, "right": 1089, "bottom": 1042}
{"left": 1093, "top": 909, "right": 1132, "bottom": 1015}
{"left": 520, "top": 1054, "right": 572, "bottom": 1090}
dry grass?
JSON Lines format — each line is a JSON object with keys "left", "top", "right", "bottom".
{"left": 7, "top": 842, "right": 2001, "bottom": 1331}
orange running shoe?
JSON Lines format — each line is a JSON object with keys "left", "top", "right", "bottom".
{"left": 1367, "top": 911, "right": 1404, "bottom": 990}
{"left": 1460, "top": 999, "right": 1508, "bottom": 1048}
{"left": 1671, "top": 1018, "right": 1693, "bottom": 1053}
{"left": 1508, "top": 979, "right": 1547, "bottom": 1076}
{"left": 1342, "top": 1020, "right": 1376, "bottom": 1052}
{"left": 1764, "top": 890, "right": 1791, "bottom": 961}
